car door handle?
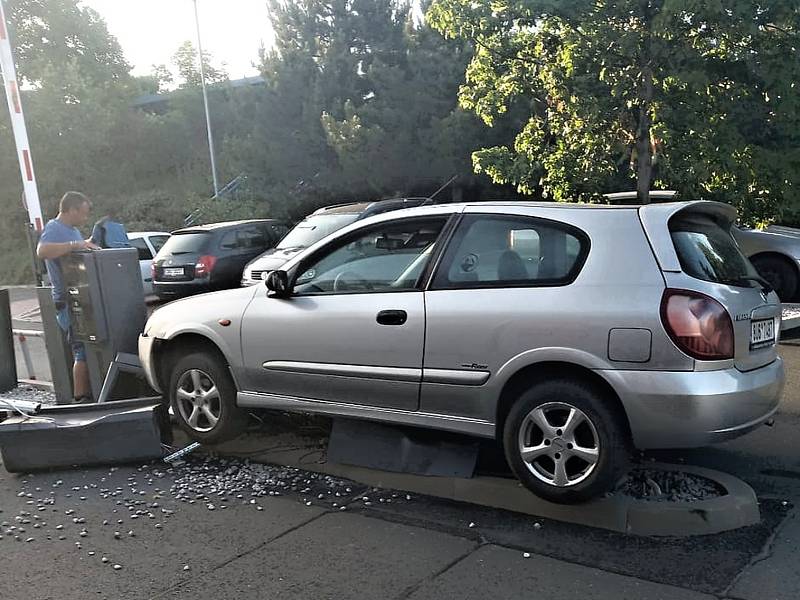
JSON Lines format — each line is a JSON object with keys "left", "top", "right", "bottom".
{"left": 376, "top": 310, "right": 407, "bottom": 326}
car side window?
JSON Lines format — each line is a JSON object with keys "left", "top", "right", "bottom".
{"left": 129, "top": 237, "right": 153, "bottom": 261}
{"left": 431, "top": 214, "right": 587, "bottom": 289}
{"left": 219, "top": 231, "right": 239, "bottom": 250}
{"left": 293, "top": 217, "right": 447, "bottom": 295}
{"left": 149, "top": 235, "right": 169, "bottom": 253}
{"left": 239, "top": 225, "right": 268, "bottom": 249}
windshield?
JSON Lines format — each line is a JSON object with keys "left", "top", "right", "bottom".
{"left": 159, "top": 232, "right": 210, "bottom": 255}
{"left": 670, "top": 215, "right": 760, "bottom": 286}
{"left": 277, "top": 214, "right": 359, "bottom": 250}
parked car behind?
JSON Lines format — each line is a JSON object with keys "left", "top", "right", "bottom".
{"left": 152, "top": 219, "right": 288, "bottom": 300}
{"left": 128, "top": 231, "right": 170, "bottom": 296}
{"left": 241, "top": 197, "right": 430, "bottom": 286}
{"left": 140, "top": 200, "right": 784, "bottom": 503}
{"left": 733, "top": 225, "right": 800, "bottom": 302}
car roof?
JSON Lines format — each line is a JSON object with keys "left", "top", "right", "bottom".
{"left": 172, "top": 219, "right": 282, "bottom": 234}
{"left": 128, "top": 231, "right": 170, "bottom": 238}
{"left": 311, "top": 197, "right": 430, "bottom": 216}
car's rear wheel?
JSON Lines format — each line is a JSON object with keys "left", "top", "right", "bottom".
{"left": 502, "top": 379, "right": 630, "bottom": 504}
{"left": 750, "top": 255, "right": 798, "bottom": 302}
{"left": 168, "top": 351, "right": 247, "bottom": 444}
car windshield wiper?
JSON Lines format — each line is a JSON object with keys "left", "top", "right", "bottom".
{"left": 720, "top": 275, "right": 773, "bottom": 295}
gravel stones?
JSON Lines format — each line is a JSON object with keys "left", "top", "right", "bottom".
{"left": 616, "top": 468, "right": 726, "bottom": 502}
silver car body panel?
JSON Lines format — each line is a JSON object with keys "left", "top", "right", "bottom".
{"left": 139, "top": 200, "right": 785, "bottom": 450}
{"left": 733, "top": 225, "right": 800, "bottom": 262}
{"left": 240, "top": 291, "right": 427, "bottom": 410}
{"left": 237, "top": 391, "right": 495, "bottom": 437}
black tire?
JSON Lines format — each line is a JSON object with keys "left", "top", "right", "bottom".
{"left": 502, "top": 379, "right": 630, "bottom": 504}
{"left": 168, "top": 351, "right": 247, "bottom": 444}
{"left": 750, "top": 255, "right": 798, "bottom": 302}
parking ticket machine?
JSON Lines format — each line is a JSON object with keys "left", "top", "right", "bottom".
{"left": 61, "top": 248, "right": 147, "bottom": 400}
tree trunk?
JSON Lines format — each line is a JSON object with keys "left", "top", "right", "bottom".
{"left": 636, "top": 67, "right": 653, "bottom": 205}
{"left": 636, "top": 0, "right": 655, "bottom": 205}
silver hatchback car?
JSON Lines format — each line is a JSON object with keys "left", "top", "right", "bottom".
{"left": 140, "top": 201, "right": 784, "bottom": 503}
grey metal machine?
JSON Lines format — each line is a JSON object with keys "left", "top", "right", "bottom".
{"left": 61, "top": 248, "right": 148, "bottom": 401}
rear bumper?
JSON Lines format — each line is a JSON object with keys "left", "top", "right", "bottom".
{"left": 599, "top": 357, "right": 784, "bottom": 449}
{"left": 153, "top": 281, "right": 210, "bottom": 298}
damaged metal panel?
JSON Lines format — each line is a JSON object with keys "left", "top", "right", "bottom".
{"left": 0, "top": 398, "right": 169, "bottom": 472}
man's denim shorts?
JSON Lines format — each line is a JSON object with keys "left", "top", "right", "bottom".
{"left": 55, "top": 306, "right": 87, "bottom": 363}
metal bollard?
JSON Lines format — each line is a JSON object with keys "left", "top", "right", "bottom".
{"left": 0, "top": 290, "right": 17, "bottom": 392}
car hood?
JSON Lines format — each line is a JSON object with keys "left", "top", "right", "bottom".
{"left": 246, "top": 247, "right": 304, "bottom": 272}
{"left": 145, "top": 286, "right": 257, "bottom": 339}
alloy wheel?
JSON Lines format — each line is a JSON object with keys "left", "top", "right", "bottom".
{"left": 517, "top": 402, "right": 600, "bottom": 487}
{"left": 175, "top": 368, "right": 221, "bottom": 433}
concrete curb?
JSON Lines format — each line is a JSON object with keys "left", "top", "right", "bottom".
{"left": 623, "top": 463, "right": 761, "bottom": 536}
{"left": 177, "top": 428, "right": 761, "bottom": 537}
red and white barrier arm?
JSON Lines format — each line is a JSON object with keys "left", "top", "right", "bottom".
{"left": 0, "top": 0, "right": 43, "bottom": 232}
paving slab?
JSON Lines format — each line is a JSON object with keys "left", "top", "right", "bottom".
{"left": 409, "top": 544, "right": 715, "bottom": 600}
{"left": 160, "top": 511, "right": 477, "bottom": 600}
{"left": 729, "top": 511, "right": 800, "bottom": 600}
{"left": 0, "top": 464, "right": 326, "bottom": 600}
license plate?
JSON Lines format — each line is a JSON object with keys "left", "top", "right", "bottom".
{"left": 163, "top": 267, "right": 184, "bottom": 277}
{"left": 750, "top": 318, "right": 775, "bottom": 350}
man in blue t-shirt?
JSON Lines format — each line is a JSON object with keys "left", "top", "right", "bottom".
{"left": 37, "top": 191, "right": 100, "bottom": 403}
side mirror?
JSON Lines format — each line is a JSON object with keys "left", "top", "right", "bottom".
{"left": 265, "top": 270, "right": 290, "bottom": 297}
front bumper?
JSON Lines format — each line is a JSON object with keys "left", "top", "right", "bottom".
{"left": 138, "top": 334, "right": 162, "bottom": 394}
{"left": 600, "top": 357, "right": 784, "bottom": 449}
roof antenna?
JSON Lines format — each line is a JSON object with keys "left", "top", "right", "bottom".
{"left": 421, "top": 174, "right": 458, "bottom": 206}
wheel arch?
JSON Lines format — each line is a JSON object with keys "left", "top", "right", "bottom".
{"left": 152, "top": 332, "right": 234, "bottom": 393}
{"left": 494, "top": 361, "right": 632, "bottom": 444}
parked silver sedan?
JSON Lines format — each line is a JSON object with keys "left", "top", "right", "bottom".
{"left": 140, "top": 201, "right": 784, "bottom": 503}
{"left": 733, "top": 225, "right": 800, "bottom": 301}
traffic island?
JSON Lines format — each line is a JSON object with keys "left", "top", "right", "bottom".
{"left": 173, "top": 414, "right": 762, "bottom": 538}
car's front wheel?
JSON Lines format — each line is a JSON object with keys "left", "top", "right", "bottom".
{"left": 503, "top": 379, "right": 630, "bottom": 504}
{"left": 168, "top": 351, "right": 247, "bottom": 444}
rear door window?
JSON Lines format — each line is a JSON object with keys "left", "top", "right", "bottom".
{"left": 239, "top": 225, "right": 268, "bottom": 249}
{"left": 670, "top": 215, "right": 760, "bottom": 286}
{"left": 149, "top": 235, "right": 170, "bottom": 253}
{"left": 130, "top": 237, "right": 153, "bottom": 261}
{"left": 219, "top": 231, "right": 240, "bottom": 250}
{"left": 431, "top": 215, "right": 588, "bottom": 289}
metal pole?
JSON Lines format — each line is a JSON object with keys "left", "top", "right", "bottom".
{"left": 192, "top": 0, "right": 220, "bottom": 197}
{"left": 0, "top": 0, "right": 44, "bottom": 232}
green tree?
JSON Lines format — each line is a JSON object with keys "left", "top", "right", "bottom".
{"left": 428, "top": 0, "right": 800, "bottom": 221}
{"left": 5, "top": 0, "right": 130, "bottom": 88}
{"left": 172, "top": 40, "right": 228, "bottom": 88}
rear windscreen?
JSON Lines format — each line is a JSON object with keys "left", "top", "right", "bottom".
{"left": 670, "top": 215, "right": 759, "bottom": 286}
{"left": 159, "top": 232, "right": 210, "bottom": 255}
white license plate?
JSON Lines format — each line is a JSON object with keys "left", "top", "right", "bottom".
{"left": 750, "top": 318, "right": 775, "bottom": 349}
{"left": 163, "top": 267, "right": 184, "bottom": 277}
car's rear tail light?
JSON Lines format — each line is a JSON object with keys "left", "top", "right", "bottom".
{"left": 151, "top": 263, "right": 157, "bottom": 279}
{"left": 195, "top": 255, "right": 217, "bottom": 277}
{"left": 661, "top": 289, "right": 734, "bottom": 360}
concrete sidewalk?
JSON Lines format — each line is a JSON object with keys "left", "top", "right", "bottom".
{"left": 0, "top": 454, "right": 795, "bottom": 600}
